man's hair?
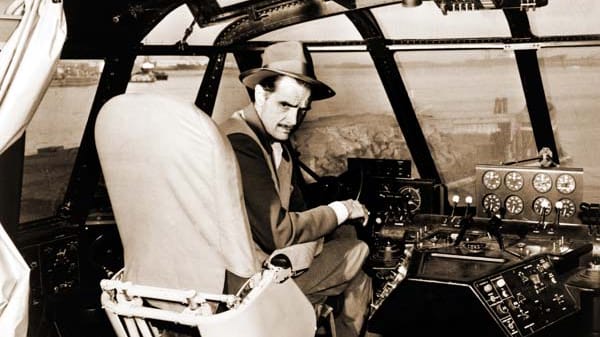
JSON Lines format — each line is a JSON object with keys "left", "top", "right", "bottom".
{"left": 257, "top": 75, "right": 281, "bottom": 93}
{"left": 258, "top": 75, "right": 311, "bottom": 94}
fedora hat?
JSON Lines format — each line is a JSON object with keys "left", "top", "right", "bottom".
{"left": 239, "top": 41, "right": 335, "bottom": 100}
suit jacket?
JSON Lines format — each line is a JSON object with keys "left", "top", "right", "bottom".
{"left": 220, "top": 105, "right": 338, "bottom": 258}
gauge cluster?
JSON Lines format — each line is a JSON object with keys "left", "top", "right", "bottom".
{"left": 475, "top": 165, "right": 584, "bottom": 224}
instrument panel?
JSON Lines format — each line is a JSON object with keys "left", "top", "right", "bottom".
{"left": 362, "top": 177, "right": 443, "bottom": 228}
{"left": 475, "top": 165, "right": 583, "bottom": 224}
{"left": 473, "top": 255, "right": 577, "bottom": 337}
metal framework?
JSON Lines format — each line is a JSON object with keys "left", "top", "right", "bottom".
{"left": 44, "top": 0, "right": 600, "bottom": 223}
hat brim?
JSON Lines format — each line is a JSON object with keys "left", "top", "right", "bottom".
{"left": 239, "top": 68, "right": 335, "bottom": 101}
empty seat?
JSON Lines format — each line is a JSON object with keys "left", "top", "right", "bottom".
{"left": 95, "top": 93, "right": 316, "bottom": 337}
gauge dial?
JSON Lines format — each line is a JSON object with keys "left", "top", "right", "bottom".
{"left": 532, "top": 197, "right": 552, "bottom": 216}
{"left": 532, "top": 172, "right": 553, "bottom": 193}
{"left": 556, "top": 174, "right": 576, "bottom": 194}
{"left": 482, "top": 193, "right": 502, "bottom": 213}
{"left": 482, "top": 170, "right": 502, "bottom": 190}
{"left": 557, "top": 198, "right": 576, "bottom": 218}
{"left": 504, "top": 171, "right": 524, "bottom": 192}
{"left": 505, "top": 195, "right": 524, "bottom": 215}
{"left": 398, "top": 186, "right": 422, "bottom": 213}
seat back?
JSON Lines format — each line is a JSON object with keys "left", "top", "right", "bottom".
{"left": 95, "top": 94, "right": 316, "bottom": 336}
{"left": 95, "top": 93, "right": 258, "bottom": 296}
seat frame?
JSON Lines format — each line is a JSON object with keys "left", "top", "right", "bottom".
{"left": 100, "top": 265, "right": 322, "bottom": 337}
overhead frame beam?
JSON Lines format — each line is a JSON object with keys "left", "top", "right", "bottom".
{"left": 133, "top": 32, "right": 600, "bottom": 55}
{"left": 188, "top": 0, "right": 548, "bottom": 28}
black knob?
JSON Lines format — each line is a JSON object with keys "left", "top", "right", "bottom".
{"left": 269, "top": 253, "right": 292, "bottom": 269}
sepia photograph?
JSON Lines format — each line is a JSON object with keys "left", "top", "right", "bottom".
{"left": 1, "top": 1, "right": 600, "bottom": 337}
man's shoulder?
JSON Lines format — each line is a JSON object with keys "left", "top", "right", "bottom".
{"left": 219, "top": 111, "right": 245, "bottom": 131}
{"left": 219, "top": 119, "right": 263, "bottom": 155}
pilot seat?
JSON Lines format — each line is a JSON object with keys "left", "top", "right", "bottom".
{"left": 95, "top": 93, "right": 323, "bottom": 337}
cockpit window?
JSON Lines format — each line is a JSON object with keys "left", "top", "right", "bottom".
{"left": 126, "top": 55, "right": 209, "bottom": 101}
{"left": 394, "top": 50, "right": 530, "bottom": 199}
{"left": 0, "top": 0, "right": 21, "bottom": 45}
{"left": 212, "top": 54, "right": 252, "bottom": 124}
{"left": 293, "top": 52, "right": 416, "bottom": 179}
{"left": 0, "top": 16, "right": 18, "bottom": 44}
{"left": 371, "top": 3, "right": 511, "bottom": 39}
{"left": 538, "top": 47, "right": 600, "bottom": 201}
{"left": 21, "top": 60, "right": 104, "bottom": 223}
{"left": 528, "top": 1, "right": 600, "bottom": 36}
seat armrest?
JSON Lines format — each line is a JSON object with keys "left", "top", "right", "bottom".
{"left": 265, "top": 240, "right": 323, "bottom": 276}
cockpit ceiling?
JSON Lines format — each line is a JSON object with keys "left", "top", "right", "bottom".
{"left": 61, "top": 0, "right": 600, "bottom": 58}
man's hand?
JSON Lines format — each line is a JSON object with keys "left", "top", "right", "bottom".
{"left": 341, "top": 199, "right": 370, "bottom": 226}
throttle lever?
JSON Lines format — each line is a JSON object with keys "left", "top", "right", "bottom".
{"left": 488, "top": 207, "right": 506, "bottom": 251}
{"left": 453, "top": 213, "right": 474, "bottom": 247}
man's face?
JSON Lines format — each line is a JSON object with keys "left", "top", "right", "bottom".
{"left": 255, "top": 76, "right": 312, "bottom": 141}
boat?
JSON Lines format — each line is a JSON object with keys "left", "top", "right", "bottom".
{"left": 129, "top": 58, "right": 169, "bottom": 82}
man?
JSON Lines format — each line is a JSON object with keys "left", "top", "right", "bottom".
{"left": 219, "top": 41, "right": 372, "bottom": 337}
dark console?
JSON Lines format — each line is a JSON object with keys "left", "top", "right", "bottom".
{"left": 369, "top": 253, "right": 578, "bottom": 337}
{"left": 16, "top": 216, "right": 122, "bottom": 337}
{"left": 358, "top": 160, "right": 594, "bottom": 337}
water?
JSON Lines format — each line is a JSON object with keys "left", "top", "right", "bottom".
{"left": 25, "top": 61, "right": 600, "bottom": 203}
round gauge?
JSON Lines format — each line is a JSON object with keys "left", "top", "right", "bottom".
{"left": 532, "top": 197, "right": 552, "bottom": 216}
{"left": 532, "top": 172, "right": 553, "bottom": 193}
{"left": 556, "top": 174, "right": 576, "bottom": 194}
{"left": 505, "top": 195, "right": 524, "bottom": 215}
{"left": 482, "top": 193, "right": 502, "bottom": 213}
{"left": 482, "top": 170, "right": 501, "bottom": 190}
{"left": 557, "top": 198, "right": 576, "bottom": 218}
{"left": 398, "top": 186, "right": 422, "bottom": 213}
{"left": 504, "top": 171, "right": 524, "bottom": 192}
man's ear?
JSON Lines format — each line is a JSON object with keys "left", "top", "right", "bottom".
{"left": 254, "top": 84, "right": 266, "bottom": 109}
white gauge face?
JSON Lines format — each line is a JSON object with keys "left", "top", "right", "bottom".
{"left": 505, "top": 195, "right": 524, "bottom": 215}
{"left": 532, "top": 197, "right": 552, "bottom": 216}
{"left": 482, "top": 193, "right": 502, "bottom": 213}
{"left": 504, "top": 171, "right": 524, "bottom": 192}
{"left": 482, "top": 170, "right": 501, "bottom": 190}
{"left": 398, "top": 186, "right": 421, "bottom": 213}
{"left": 556, "top": 174, "right": 576, "bottom": 194}
{"left": 532, "top": 173, "right": 553, "bottom": 193}
{"left": 558, "top": 198, "right": 576, "bottom": 218}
